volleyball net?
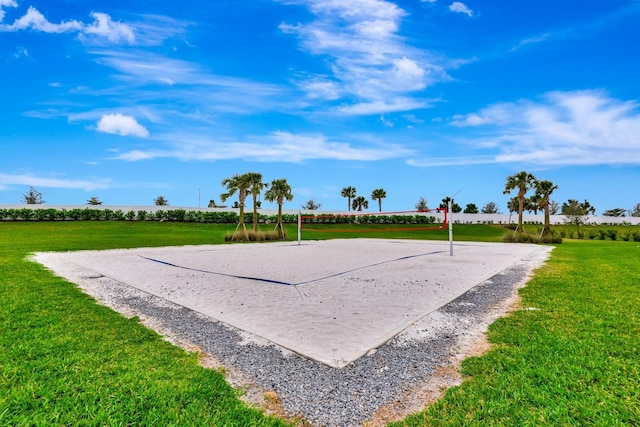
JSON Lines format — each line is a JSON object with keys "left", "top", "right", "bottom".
{"left": 297, "top": 208, "right": 448, "bottom": 242}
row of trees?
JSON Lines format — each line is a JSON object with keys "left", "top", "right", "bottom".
{"left": 16, "top": 177, "right": 640, "bottom": 229}
{"left": 340, "top": 186, "right": 387, "bottom": 212}
{"left": 503, "top": 171, "right": 558, "bottom": 235}
{"left": 24, "top": 188, "right": 172, "bottom": 207}
{"left": 219, "top": 172, "right": 293, "bottom": 241}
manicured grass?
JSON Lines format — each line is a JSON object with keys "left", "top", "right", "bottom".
{"left": 300, "top": 223, "right": 507, "bottom": 242}
{"left": 0, "top": 222, "right": 289, "bottom": 426}
{"left": 392, "top": 240, "right": 640, "bottom": 426}
{"left": 2, "top": 222, "right": 638, "bottom": 426}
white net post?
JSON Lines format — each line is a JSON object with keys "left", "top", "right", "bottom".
{"left": 297, "top": 211, "right": 302, "bottom": 245}
{"left": 448, "top": 200, "right": 454, "bottom": 256}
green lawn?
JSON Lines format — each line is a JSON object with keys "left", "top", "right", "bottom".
{"left": 0, "top": 222, "right": 288, "bottom": 426}
{"left": 392, "top": 239, "right": 640, "bottom": 426}
{"left": 1, "top": 222, "right": 639, "bottom": 426}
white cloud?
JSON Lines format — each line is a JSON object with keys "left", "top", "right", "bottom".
{"left": 0, "top": 6, "right": 136, "bottom": 45}
{"left": 415, "top": 90, "right": 640, "bottom": 167}
{"left": 82, "top": 12, "right": 135, "bottom": 44}
{"left": 97, "top": 113, "right": 149, "bottom": 138}
{"left": 0, "top": 173, "right": 110, "bottom": 191}
{"left": 0, "top": 0, "right": 17, "bottom": 22}
{"left": 1, "top": 6, "right": 83, "bottom": 33}
{"left": 449, "top": 2, "right": 473, "bottom": 17}
{"left": 391, "top": 57, "right": 426, "bottom": 91}
{"left": 279, "top": 0, "right": 449, "bottom": 114}
{"left": 110, "top": 131, "right": 414, "bottom": 163}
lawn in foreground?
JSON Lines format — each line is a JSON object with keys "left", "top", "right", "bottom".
{"left": 392, "top": 239, "right": 640, "bottom": 426}
{"left": 0, "top": 222, "right": 290, "bottom": 426}
{"left": 2, "top": 222, "right": 639, "bottom": 425}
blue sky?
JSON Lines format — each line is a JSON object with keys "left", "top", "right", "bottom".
{"left": 2, "top": 0, "right": 639, "bottom": 213}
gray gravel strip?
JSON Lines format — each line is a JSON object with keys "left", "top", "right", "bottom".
{"left": 70, "top": 246, "right": 551, "bottom": 426}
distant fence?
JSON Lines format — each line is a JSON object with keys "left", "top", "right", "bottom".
{"left": 0, "top": 205, "right": 639, "bottom": 225}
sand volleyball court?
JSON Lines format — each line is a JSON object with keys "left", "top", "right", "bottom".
{"left": 34, "top": 239, "right": 548, "bottom": 368}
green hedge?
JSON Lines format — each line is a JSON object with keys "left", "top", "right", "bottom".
{"left": 0, "top": 208, "right": 440, "bottom": 226}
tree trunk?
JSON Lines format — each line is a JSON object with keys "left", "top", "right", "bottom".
{"left": 517, "top": 196, "right": 525, "bottom": 233}
{"left": 252, "top": 195, "right": 258, "bottom": 232}
{"left": 542, "top": 201, "right": 551, "bottom": 236}
{"left": 233, "top": 196, "right": 248, "bottom": 241}
{"left": 276, "top": 203, "right": 286, "bottom": 239}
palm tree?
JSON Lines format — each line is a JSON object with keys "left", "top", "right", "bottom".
{"left": 154, "top": 195, "right": 169, "bottom": 206}
{"left": 264, "top": 178, "right": 293, "bottom": 239}
{"left": 503, "top": 171, "right": 536, "bottom": 233}
{"left": 220, "top": 173, "right": 253, "bottom": 240}
{"left": 301, "top": 199, "right": 321, "bottom": 210}
{"left": 534, "top": 179, "right": 558, "bottom": 236}
{"left": 341, "top": 186, "right": 357, "bottom": 211}
{"left": 246, "top": 172, "right": 267, "bottom": 232}
{"left": 371, "top": 188, "right": 386, "bottom": 212}
{"left": 86, "top": 196, "right": 103, "bottom": 205}
{"left": 352, "top": 196, "right": 368, "bottom": 212}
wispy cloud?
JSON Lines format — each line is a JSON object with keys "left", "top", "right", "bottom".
{"left": 97, "top": 113, "right": 149, "bottom": 137}
{"left": 509, "top": 2, "right": 640, "bottom": 52}
{"left": 110, "top": 131, "right": 414, "bottom": 163}
{"left": 88, "top": 50, "right": 291, "bottom": 114}
{"left": 0, "top": 173, "right": 111, "bottom": 191}
{"left": 335, "top": 97, "right": 433, "bottom": 115}
{"left": 449, "top": 2, "right": 473, "bottom": 17}
{"left": 410, "top": 90, "right": 640, "bottom": 167}
{"left": 279, "top": 0, "right": 450, "bottom": 114}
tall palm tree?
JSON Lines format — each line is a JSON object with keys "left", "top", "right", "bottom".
{"left": 534, "top": 179, "right": 558, "bottom": 236}
{"left": 341, "top": 186, "right": 356, "bottom": 211}
{"left": 264, "top": 178, "right": 293, "bottom": 239}
{"left": 371, "top": 188, "right": 386, "bottom": 212}
{"left": 503, "top": 171, "right": 537, "bottom": 233}
{"left": 220, "top": 173, "right": 252, "bottom": 240}
{"left": 246, "top": 172, "right": 267, "bottom": 232}
{"left": 352, "top": 196, "right": 368, "bottom": 212}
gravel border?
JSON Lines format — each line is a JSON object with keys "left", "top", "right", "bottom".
{"left": 60, "top": 246, "right": 552, "bottom": 427}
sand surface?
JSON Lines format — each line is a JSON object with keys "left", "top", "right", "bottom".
{"left": 34, "top": 239, "right": 547, "bottom": 368}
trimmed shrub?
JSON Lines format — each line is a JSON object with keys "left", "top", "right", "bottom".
{"left": 224, "top": 230, "right": 281, "bottom": 242}
{"left": 503, "top": 231, "right": 562, "bottom": 244}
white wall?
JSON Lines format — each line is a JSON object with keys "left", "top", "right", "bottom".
{"left": 1, "top": 205, "right": 639, "bottom": 225}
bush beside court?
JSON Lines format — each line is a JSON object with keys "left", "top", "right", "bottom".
{"left": 1, "top": 222, "right": 638, "bottom": 425}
